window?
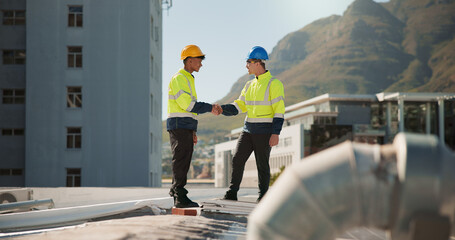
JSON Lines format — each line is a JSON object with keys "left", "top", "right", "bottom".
{"left": 2, "top": 10, "right": 25, "bottom": 25}
{"left": 3, "top": 50, "right": 25, "bottom": 64}
{"left": 67, "top": 46, "right": 82, "bottom": 68}
{"left": 0, "top": 169, "right": 23, "bottom": 176}
{"left": 151, "top": 16, "right": 159, "bottom": 42}
{"left": 2, "top": 89, "right": 25, "bottom": 104}
{"left": 66, "top": 168, "right": 81, "bottom": 187}
{"left": 68, "top": 6, "right": 82, "bottom": 27}
{"left": 67, "top": 87, "right": 82, "bottom": 108}
{"left": 155, "top": 26, "right": 159, "bottom": 42}
{"left": 388, "top": 102, "right": 399, "bottom": 137}
{"left": 1, "top": 128, "right": 24, "bottom": 136}
{"left": 150, "top": 133, "right": 154, "bottom": 153}
{"left": 150, "top": 54, "right": 154, "bottom": 79}
{"left": 314, "top": 116, "right": 336, "bottom": 125}
{"left": 404, "top": 102, "right": 427, "bottom": 134}
{"left": 67, "top": 127, "right": 81, "bottom": 149}
{"left": 445, "top": 100, "right": 455, "bottom": 151}
{"left": 150, "top": 93, "right": 154, "bottom": 116}
{"left": 150, "top": 16, "right": 154, "bottom": 39}
{"left": 370, "top": 103, "right": 386, "bottom": 129}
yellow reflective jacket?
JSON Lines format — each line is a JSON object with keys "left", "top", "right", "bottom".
{"left": 232, "top": 71, "right": 285, "bottom": 134}
{"left": 167, "top": 69, "right": 212, "bottom": 131}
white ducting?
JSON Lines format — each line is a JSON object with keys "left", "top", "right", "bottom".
{"left": 391, "top": 133, "right": 455, "bottom": 239}
{"left": 0, "top": 197, "right": 172, "bottom": 231}
{"left": 247, "top": 133, "right": 455, "bottom": 240}
{"left": 0, "top": 199, "right": 54, "bottom": 214}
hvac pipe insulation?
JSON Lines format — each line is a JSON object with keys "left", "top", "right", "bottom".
{"left": 248, "top": 133, "right": 455, "bottom": 240}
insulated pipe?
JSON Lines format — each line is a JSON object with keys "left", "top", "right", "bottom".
{"left": 247, "top": 133, "right": 455, "bottom": 240}
{"left": 0, "top": 199, "right": 54, "bottom": 213}
{"left": 391, "top": 133, "right": 455, "bottom": 239}
{"left": 247, "top": 140, "right": 396, "bottom": 240}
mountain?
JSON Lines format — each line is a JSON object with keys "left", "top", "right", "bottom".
{"left": 163, "top": 0, "right": 455, "bottom": 144}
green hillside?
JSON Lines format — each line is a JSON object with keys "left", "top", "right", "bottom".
{"left": 163, "top": 0, "right": 455, "bottom": 144}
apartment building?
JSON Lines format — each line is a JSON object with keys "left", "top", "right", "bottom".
{"left": 0, "top": 0, "right": 163, "bottom": 187}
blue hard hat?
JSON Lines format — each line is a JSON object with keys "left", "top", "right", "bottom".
{"left": 246, "top": 46, "right": 269, "bottom": 60}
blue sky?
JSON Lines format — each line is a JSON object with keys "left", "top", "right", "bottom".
{"left": 161, "top": 0, "right": 388, "bottom": 119}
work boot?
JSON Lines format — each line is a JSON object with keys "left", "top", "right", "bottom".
{"left": 222, "top": 190, "right": 238, "bottom": 201}
{"left": 256, "top": 195, "right": 264, "bottom": 203}
{"left": 174, "top": 194, "right": 199, "bottom": 208}
{"left": 257, "top": 192, "right": 266, "bottom": 203}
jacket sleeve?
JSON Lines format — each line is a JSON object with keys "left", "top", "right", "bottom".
{"left": 191, "top": 101, "right": 213, "bottom": 114}
{"left": 221, "top": 104, "right": 239, "bottom": 116}
{"left": 232, "top": 81, "right": 250, "bottom": 114}
{"left": 270, "top": 79, "right": 285, "bottom": 135}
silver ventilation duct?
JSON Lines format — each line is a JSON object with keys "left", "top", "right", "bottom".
{"left": 247, "top": 133, "right": 455, "bottom": 240}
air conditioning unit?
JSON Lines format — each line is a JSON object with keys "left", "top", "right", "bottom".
{"left": 0, "top": 188, "right": 33, "bottom": 203}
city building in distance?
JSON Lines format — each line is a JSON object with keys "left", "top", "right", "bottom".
{"left": 0, "top": 0, "right": 164, "bottom": 187}
{"left": 215, "top": 92, "right": 455, "bottom": 188}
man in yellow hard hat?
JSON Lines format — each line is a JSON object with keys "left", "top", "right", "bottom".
{"left": 220, "top": 46, "right": 285, "bottom": 202}
{"left": 167, "top": 45, "right": 222, "bottom": 208}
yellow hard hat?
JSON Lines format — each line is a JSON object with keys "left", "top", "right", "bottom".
{"left": 180, "top": 45, "right": 205, "bottom": 60}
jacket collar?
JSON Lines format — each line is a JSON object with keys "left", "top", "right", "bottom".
{"left": 179, "top": 68, "right": 194, "bottom": 79}
{"left": 255, "top": 70, "right": 271, "bottom": 82}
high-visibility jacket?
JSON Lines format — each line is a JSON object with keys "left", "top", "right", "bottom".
{"left": 167, "top": 68, "right": 212, "bottom": 131}
{"left": 222, "top": 71, "right": 285, "bottom": 134}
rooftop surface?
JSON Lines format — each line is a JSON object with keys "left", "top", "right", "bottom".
{"left": 1, "top": 186, "right": 455, "bottom": 240}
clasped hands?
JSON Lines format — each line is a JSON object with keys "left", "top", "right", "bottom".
{"left": 211, "top": 104, "right": 223, "bottom": 115}
{"left": 210, "top": 104, "right": 279, "bottom": 147}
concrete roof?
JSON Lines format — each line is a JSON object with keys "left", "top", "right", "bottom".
{"left": 376, "top": 92, "right": 455, "bottom": 102}
{"left": 0, "top": 187, "right": 396, "bottom": 240}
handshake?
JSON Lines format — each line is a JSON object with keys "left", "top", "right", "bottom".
{"left": 211, "top": 104, "right": 223, "bottom": 115}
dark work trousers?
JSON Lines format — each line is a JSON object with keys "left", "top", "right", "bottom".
{"left": 228, "top": 131, "right": 272, "bottom": 196}
{"left": 169, "top": 129, "right": 194, "bottom": 195}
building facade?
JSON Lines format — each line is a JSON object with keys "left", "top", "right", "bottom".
{"left": 215, "top": 92, "right": 455, "bottom": 188}
{"left": 0, "top": 0, "right": 163, "bottom": 187}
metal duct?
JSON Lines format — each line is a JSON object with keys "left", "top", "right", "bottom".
{"left": 247, "top": 133, "right": 455, "bottom": 240}
{"left": 0, "top": 199, "right": 54, "bottom": 214}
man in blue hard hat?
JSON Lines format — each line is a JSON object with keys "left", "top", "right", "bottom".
{"left": 220, "top": 46, "right": 285, "bottom": 202}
